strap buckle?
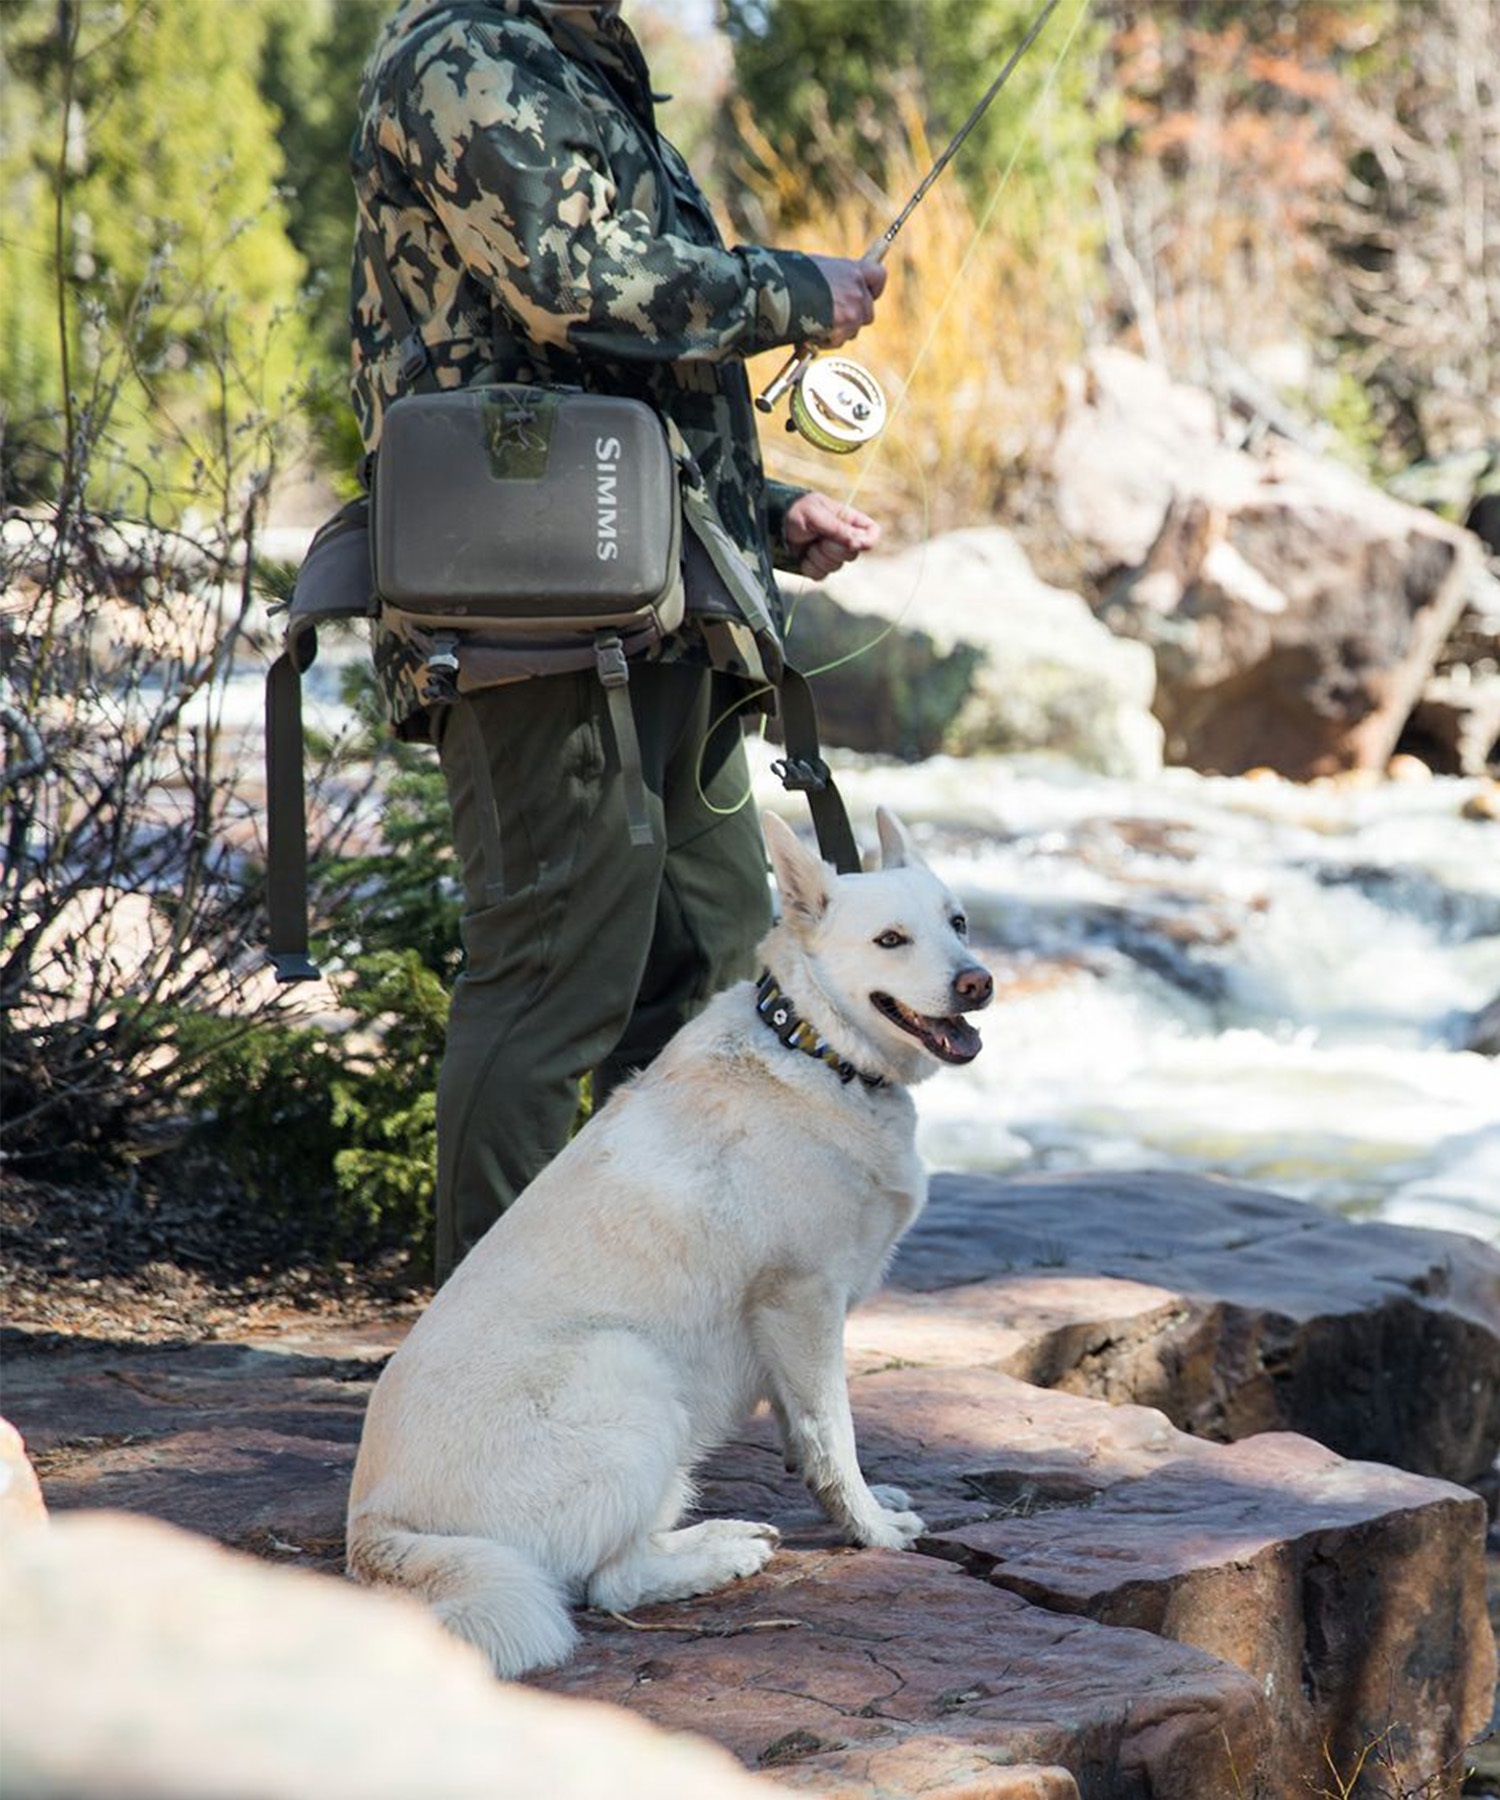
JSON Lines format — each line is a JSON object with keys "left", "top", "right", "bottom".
{"left": 595, "top": 636, "right": 630, "bottom": 689}
{"left": 771, "top": 754, "right": 830, "bottom": 794}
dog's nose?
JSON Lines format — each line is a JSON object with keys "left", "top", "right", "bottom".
{"left": 954, "top": 964, "right": 993, "bottom": 1009}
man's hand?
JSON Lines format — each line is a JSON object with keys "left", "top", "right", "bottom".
{"left": 807, "top": 256, "right": 887, "bottom": 348}
{"left": 784, "top": 492, "right": 881, "bottom": 580}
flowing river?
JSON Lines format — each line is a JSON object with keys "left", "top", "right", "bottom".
{"left": 752, "top": 743, "right": 1500, "bottom": 1245}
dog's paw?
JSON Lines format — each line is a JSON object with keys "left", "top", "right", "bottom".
{"left": 699, "top": 1518, "right": 781, "bottom": 1548}
{"left": 713, "top": 1524, "right": 780, "bottom": 1582}
{"left": 853, "top": 1507, "right": 925, "bottom": 1551}
{"left": 869, "top": 1483, "right": 912, "bottom": 1512}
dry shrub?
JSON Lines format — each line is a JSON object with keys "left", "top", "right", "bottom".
{"left": 736, "top": 90, "right": 1094, "bottom": 541}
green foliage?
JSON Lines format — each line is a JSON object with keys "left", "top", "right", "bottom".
{"left": 315, "top": 664, "right": 464, "bottom": 984}
{"left": 721, "top": 0, "right": 1107, "bottom": 239}
{"left": 177, "top": 1011, "right": 350, "bottom": 1222}
{"left": 1, "top": 0, "right": 311, "bottom": 512}
{"left": 171, "top": 658, "right": 457, "bottom": 1273}
{"left": 258, "top": 0, "right": 388, "bottom": 364}
{"left": 329, "top": 948, "right": 447, "bottom": 1249}
{"left": 177, "top": 944, "right": 447, "bottom": 1268}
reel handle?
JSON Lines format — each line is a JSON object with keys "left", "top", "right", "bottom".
{"left": 756, "top": 347, "right": 815, "bottom": 415}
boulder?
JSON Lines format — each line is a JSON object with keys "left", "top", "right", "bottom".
{"left": 889, "top": 1170, "right": 1500, "bottom": 1487}
{"left": 1399, "top": 670, "right": 1500, "bottom": 776}
{"left": 0, "top": 1415, "right": 47, "bottom": 1532}
{"left": 1051, "top": 348, "right": 1481, "bottom": 777}
{"left": 0, "top": 1509, "right": 777, "bottom": 1800}
{"left": 538, "top": 1545, "right": 1271, "bottom": 1800}
{"left": 782, "top": 528, "right": 1162, "bottom": 777}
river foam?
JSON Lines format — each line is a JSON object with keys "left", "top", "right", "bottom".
{"left": 754, "top": 745, "right": 1500, "bottom": 1244}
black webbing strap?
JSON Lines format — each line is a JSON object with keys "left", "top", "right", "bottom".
{"left": 265, "top": 619, "right": 321, "bottom": 982}
{"left": 775, "top": 664, "right": 861, "bottom": 875}
{"left": 359, "top": 220, "right": 439, "bottom": 393}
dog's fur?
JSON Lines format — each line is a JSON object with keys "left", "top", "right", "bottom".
{"left": 345, "top": 808, "right": 992, "bottom": 1677}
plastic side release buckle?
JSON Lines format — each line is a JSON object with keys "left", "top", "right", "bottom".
{"left": 771, "top": 755, "right": 830, "bottom": 794}
{"left": 595, "top": 636, "right": 630, "bottom": 689}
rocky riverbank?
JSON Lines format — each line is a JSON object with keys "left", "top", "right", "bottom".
{"left": 4, "top": 1171, "right": 1495, "bottom": 1798}
{"left": 787, "top": 349, "right": 1500, "bottom": 785}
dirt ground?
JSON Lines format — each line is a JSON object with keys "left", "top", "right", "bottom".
{"left": 0, "top": 1172, "right": 431, "bottom": 1350}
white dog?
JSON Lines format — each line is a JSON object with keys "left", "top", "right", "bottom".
{"left": 346, "top": 808, "right": 992, "bottom": 1678}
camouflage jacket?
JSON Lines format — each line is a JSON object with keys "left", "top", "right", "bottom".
{"left": 349, "top": 0, "right": 839, "bottom": 736}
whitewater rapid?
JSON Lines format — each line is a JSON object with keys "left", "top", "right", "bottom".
{"left": 755, "top": 745, "right": 1500, "bottom": 1245}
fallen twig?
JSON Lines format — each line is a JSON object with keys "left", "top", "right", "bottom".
{"left": 599, "top": 1611, "right": 804, "bottom": 1639}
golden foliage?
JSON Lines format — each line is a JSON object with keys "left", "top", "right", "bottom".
{"left": 739, "top": 90, "right": 1093, "bottom": 540}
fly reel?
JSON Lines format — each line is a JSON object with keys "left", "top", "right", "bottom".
{"left": 785, "top": 357, "right": 888, "bottom": 455}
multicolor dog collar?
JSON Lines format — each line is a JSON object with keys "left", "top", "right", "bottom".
{"left": 754, "top": 971, "right": 887, "bottom": 1090}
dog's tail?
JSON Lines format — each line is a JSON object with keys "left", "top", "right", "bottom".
{"left": 347, "top": 1518, "right": 577, "bottom": 1678}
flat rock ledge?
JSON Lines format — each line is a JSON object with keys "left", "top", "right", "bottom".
{"left": 2, "top": 1171, "right": 1496, "bottom": 1798}
{"left": 891, "top": 1169, "right": 1500, "bottom": 1490}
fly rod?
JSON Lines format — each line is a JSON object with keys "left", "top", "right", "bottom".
{"left": 756, "top": 0, "right": 1065, "bottom": 452}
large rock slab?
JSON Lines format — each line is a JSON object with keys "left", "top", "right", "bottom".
{"left": 1051, "top": 347, "right": 1481, "bottom": 777}
{"left": 892, "top": 1170, "right": 1500, "bottom": 1486}
{"left": 782, "top": 528, "right": 1162, "bottom": 777}
{"left": 920, "top": 1396, "right": 1490, "bottom": 1795}
{"left": 2, "top": 1330, "right": 400, "bottom": 1566}
{"left": 537, "top": 1546, "right": 1271, "bottom": 1800}
{"left": 0, "top": 1508, "right": 776, "bottom": 1800}
{"left": 691, "top": 1366, "right": 1493, "bottom": 1797}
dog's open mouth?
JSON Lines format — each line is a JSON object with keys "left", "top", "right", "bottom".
{"left": 871, "top": 993, "right": 983, "bottom": 1064}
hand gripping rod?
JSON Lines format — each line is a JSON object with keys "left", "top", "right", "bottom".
{"left": 755, "top": 0, "right": 1065, "bottom": 416}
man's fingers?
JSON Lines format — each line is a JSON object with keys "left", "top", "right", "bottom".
{"left": 785, "top": 493, "right": 882, "bottom": 580}
{"left": 808, "top": 254, "right": 886, "bottom": 347}
{"left": 791, "top": 495, "right": 880, "bottom": 552}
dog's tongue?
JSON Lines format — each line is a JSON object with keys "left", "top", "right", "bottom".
{"left": 927, "top": 1014, "right": 983, "bottom": 1064}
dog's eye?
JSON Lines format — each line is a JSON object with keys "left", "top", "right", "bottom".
{"left": 951, "top": 914, "right": 968, "bottom": 938}
{"left": 875, "top": 929, "right": 909, "bottom": 950}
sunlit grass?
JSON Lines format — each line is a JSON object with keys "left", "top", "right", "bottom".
{"left": 741, "top": 90, "right": 1094, "bottom": 542}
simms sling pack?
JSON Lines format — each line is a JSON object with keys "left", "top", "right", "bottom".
{"left": 264, "top": 192, "right": 857, "bottom": 983}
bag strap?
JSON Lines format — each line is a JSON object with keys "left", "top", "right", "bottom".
{"left": 359, "top": 219, "right": 441, "bottom": 394}
{"left": 265, "top": 613, "right": 322, "bottom": 982}
{"left": 774, "top": 665, "right": 861, "bottom": 876}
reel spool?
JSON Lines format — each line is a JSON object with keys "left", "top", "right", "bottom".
{"left": 786, "top": 357, "right": 887, "bottom": 455}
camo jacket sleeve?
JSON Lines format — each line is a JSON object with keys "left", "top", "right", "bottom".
{"left": 378, "top": 21, "right": 836, "bottom": 367}
{"left": 764, "top": 478, "right": 809, "bottom": 572}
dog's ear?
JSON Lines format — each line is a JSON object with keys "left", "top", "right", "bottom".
{"left": 764, "top": 812, "right": 832, "bottom": 930}
{"left": 876, "top": 807, "right": 927, "bottom": 872}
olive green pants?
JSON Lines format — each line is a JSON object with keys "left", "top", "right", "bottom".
{"left": 431, "top": 661, "right": 771, "bottom": 1281}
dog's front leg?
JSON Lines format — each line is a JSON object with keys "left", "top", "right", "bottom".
{"left": 752, "top": 1278, "right": 923, "bottom": 1550}
{"left": 768, "top": 1392, "right": 801, "bottom": 1477}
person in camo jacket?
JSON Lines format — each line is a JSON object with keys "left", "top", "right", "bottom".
{"left": 349, "top": 0, "right": 888, "bottom": 1282}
